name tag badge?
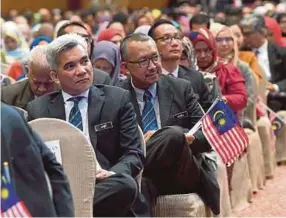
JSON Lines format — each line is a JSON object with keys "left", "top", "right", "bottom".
{"left": 172, "top": 111, "right": 189, "bottom": 120}
{"left": 94, "top": 122, "right": 113, "bottom": 132}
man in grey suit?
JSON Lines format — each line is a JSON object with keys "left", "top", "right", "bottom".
{"left": 1, "top": 45, "right": 57, "bottom": 109}
{"left": 119, "top": 33, "right": 214, "bottom": 208}
{"left": 26, "top": 34, "right": 146, "bottom": 216}
{"left": 56, "top": 21, "right": 111, "bottom": 85}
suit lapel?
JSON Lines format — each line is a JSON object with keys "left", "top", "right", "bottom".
{"left": 123, "top": 79, "right": 142, "bottom": 127}
{"left": 268, "top": 42, "right": 276, "bottom": 77}
{"left": 158, "top": 77, "right": 173, "bottom": 127}
{"left": 87, "top": 86, "right": 106, "bottom": 148}
{"left": 178, "top": 66, "right": 188, "bottom": 79}
{"left": 47, "top": 92, "right": 66, "bottom": 120}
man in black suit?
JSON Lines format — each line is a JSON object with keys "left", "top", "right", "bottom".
{"left": 148, "top": 19, "right": 215, "bottom": 111}
{"left": 119, "top": 33, "right": 213, "bottom": 206}
{"left": 26, "top": 33, "right": 146, "bottom": 216}
{"left": 1, "top": 103, "right": 74, "bottom": 217}
{"left": 56, "top": 21, "right": 111, "bottom": 85}
{"left": 1, "top": 45, "right": 57, "bottom": 109}
{"left": 240, "top": 15, "right": 286, "bottom": 111}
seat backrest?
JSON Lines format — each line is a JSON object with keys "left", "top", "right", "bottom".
{"left": 1, "top": 63, "right": 10, "bottom": 76}
{"left": 28, "top": 118, "right": 96, "bottom": 217}
{"left": 13, "top": 106, "right": 28, "bottom": 120}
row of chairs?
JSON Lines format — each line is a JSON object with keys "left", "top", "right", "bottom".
{"left": 18, "top": 103, "right": 286, "bottom": 217}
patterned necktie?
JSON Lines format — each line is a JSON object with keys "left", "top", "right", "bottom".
{"left": 142, "top": 90, "right": 158, "bottom": 134}
{"left": 68, "top": 96, "right": 84, "bottom": 131}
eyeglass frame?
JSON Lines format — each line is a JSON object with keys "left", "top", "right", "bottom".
{"left": 126, "top": 54, "right": 161, "bottom": 68}
{"left": 154, "top": 34, "right": 184, "bottom": 43}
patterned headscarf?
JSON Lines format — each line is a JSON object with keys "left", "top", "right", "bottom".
{"left": 189, "top": 27, "right": 218, "bottom": 74}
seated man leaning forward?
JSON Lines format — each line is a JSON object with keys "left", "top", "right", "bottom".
{"left": 26, "top": 33, "right": 146, "bottom": 217}
{"left": 1, "top": 45, "right": 57, "bottom": 109}
{"left": 119, "top": 33, "right": 211, "bottom": 202}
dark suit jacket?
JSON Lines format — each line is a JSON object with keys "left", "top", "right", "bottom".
{"left": 26, "top": 85, "right": 144, "bottom": 178}
{"left": 178, "top": 65, "right": 215, "bottom": 111}
{"left": 1, "top": 103, "right": 74, "bottom": 217}
{"left": 93, "top": 68, "right": 111, "bottom": 85}
{"left": 1, "top": 79, "right": 34, "bottom": 109}
{"left": 267, "top": 42, "right": 286, "bottom": 92}
{"left": 119, "top": 75, "right": 210, "bottom": 154}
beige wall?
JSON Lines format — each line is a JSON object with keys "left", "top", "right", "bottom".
{"left": 2, "top": 0, "right": 168, "bottom": 14}
{"left": 2, "top": 0, "right": 67, "bottom": 14}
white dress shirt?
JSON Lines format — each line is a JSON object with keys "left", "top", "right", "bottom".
{"left": 131, "top": 80, "right": 162, "bottom": 129}
{"left": 62, "top": 89, "right": 90, "bottom": 139}
{"left": 162, "top": 65, "right": 179, "bottom": 78}
{"left": 254, "top": 40, "right": 271, "bottom": 80}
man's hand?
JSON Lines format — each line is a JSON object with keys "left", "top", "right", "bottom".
{"left": 144, "top": 130, "right": 156, "bottom": 142}
{"left": 96, "top": 169, "right": 115, "bottom": 180}
{"left": 266, "top": 82, "right": 276, "bottom": 92}
{"left": 185, "top": 134, "right": 195, "bottom": 145}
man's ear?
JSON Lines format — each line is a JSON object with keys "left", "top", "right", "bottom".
{"left": 121, "top": 62, "right": 130, "bottom": 75}
{"left": 25, "top": 64, "right": 29, "bottom": 76}
{"left": 50, "top": 71, "right": 60, "bottom": 84}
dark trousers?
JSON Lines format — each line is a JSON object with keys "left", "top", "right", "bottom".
{"left": 143, "top": 126, "right": 200, "bottom": 195}
{"left": 93, "top": 173, "right": 137, "bottom": 217}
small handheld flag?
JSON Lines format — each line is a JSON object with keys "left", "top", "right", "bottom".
{"left": 201, "top": 99, "right": 249, "bottom": 164}
{"left": 1, "top": 163, "right": 32, "bottom": 217}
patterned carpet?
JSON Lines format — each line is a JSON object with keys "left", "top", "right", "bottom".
{"left": 234, "top": 165, "right": 286, "bottom": 217}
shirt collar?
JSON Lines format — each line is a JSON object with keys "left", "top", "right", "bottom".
{"left": 255, "top": 40, "right": 268, "bottom": 54}
{"left": 131, "top": 79, "right": 157, "bottom": 101}
{"left": 162, "top": 65, "right": 179, "bottom": 77}
{"left": 62, "top": 89, "right": 90, "bottom": 103}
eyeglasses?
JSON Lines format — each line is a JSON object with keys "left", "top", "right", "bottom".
{"left": 127, "top": 54, "right": 160, "bottom": 68}
{"left": 155, "top": 34, "right": 184, "bottom": 43}
{"left": 78, "top": 34, "right": 93, "bottom": 44}
{"left": 215, "top": 37, "right": 233, "bottom": 43}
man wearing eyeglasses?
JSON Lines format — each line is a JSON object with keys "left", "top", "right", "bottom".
{"left": 1, "top": 45, "right": 57, "bottom": 109}
{"left": 148, "top": 19, "right": 215, "bottom": 112}
{"left": 119, "top": 33, "right": 213, "bottom": 209}
{"left": 56, "top": 21, "right": 111, "bottom": 86}
{"left": 240, "top": 15, "right": 286, "bottom": 112}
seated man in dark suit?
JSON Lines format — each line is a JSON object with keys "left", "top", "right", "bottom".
{"left": 26, "top": 34, "right": 146, "bottom": 216}
{"left": 119, "top": 33, "right": 212, "bottom": 205}
{"left": 1, "top": 103, "right": 74, "bottom": 217}
{"left": 240, "top": 15, "right": 286, "bottom": 111}
{"left": 148, "top": 19, "right": 215, "bottom": 111}
{"left": 1, "top": 45, "right": 57, "bottom": 109}
{"left": 56, "top": 21, "right": 111, "bottom": 85}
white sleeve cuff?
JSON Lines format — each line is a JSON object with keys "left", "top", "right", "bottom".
{"left": 273, "top": 84, "right": 280, "bottom": 92}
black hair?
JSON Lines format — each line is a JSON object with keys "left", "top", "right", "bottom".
{"left": 56, "top": 21, "right": 94, "bottom": 59}
{"left": 189, "top": 13, "right": 210, "bottom": 30}
{"left": 148, "top": 19, "right": 175, "bottom": 39}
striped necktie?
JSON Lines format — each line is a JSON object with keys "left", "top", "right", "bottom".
{"left": 68, "top": 96, "right": 84, "bottom": 131}
{"left": 142, "top": 90, "right": 158, "bottom": 134}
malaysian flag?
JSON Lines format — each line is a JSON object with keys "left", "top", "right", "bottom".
{"left": 269, "top": 111, "right": 285, "bottom": 135}
{"left": 202, "top": 99, "right": 249, "bottom": 164}
{"left": 1, "top": 166, "right": 32, "bottom": 217}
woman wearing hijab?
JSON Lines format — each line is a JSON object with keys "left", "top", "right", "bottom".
{"left": 180, "top": 36, "right": 198, "bottom": 70}
{"left": 2, "top": 21, "right": 29, "bottom": 65}
{"left": 7, "top": 36, "right": 53, "bottom": 81}
{"left": 230, "top": 24, "right": 263, "bottom": 85}
{"left": 264, "top": 16, "right": 286, "bottom": 47}
{"left": 91, "top": 41, "right": 125, "bottom": 85}
{"left": 190, "top": 27, "right": 247, "bottom": 114}
{"left": 210, "top": 23, "right": 256, "bottom": 128}
{"left": 97, "top": 28, "right": 124, "bottom": 46}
